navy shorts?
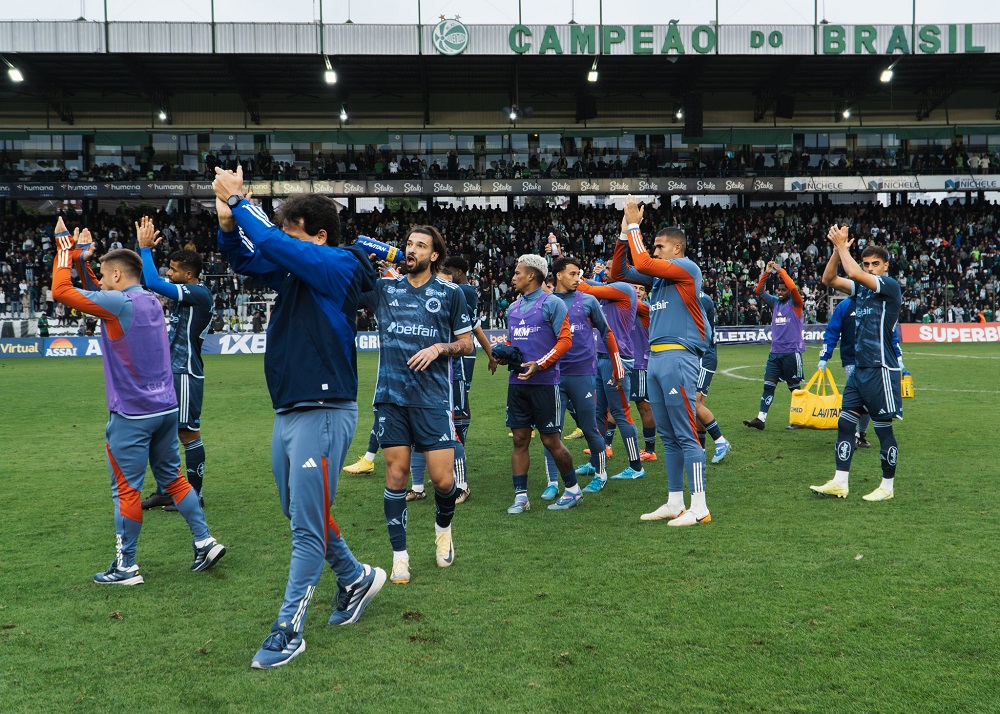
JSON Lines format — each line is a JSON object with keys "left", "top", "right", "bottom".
{"left": 506, "top": 383, "right": 562, "bottom": 433}
{"left": 764, "top": 352, "right": 803, "bottom": 387}
{"left": 375, "top": 402, "right": 456, "bottom": 452}
{"left": 696, "top": 363, "right": 715, "bottom": 396}
{"left": 174, "top": 373, "right": 203, "bottom": 431}
{"left": 630, "top": 367, "right": 649, "bottom": 402}
{"left": 841, "top": 367, "right": 903, "bottom": 420}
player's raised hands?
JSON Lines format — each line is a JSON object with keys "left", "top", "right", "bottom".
{"left": 623, "top": 194, "right": 644, "bottom": 226}
{"left": 827, "top": 223, "right": 851, "bottom": 248}
{"left": 135, "top": 216, "right": 163, "bottom": 249}
{"left": 766, "top": 260, "right": 780, "bottom": 274}
{"left": 77, "top": 228, "right": 97, "bottom": 260}
{"left": 54, "top": 216, "right": 75, "bottom": 251}
{"left": 213, "top": 165, "right": 244, "bottom": 202}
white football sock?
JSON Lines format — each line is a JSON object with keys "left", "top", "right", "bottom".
{"left": 833, "top": 470, "right": 850, "bottom": 487}
{"left": 392, "top": 549, "right": 409, "bottom": 562}
{"left": 667, "top": 491, "right": 685, "bottom": 508}
{"left": 879, "top": 478, "right": 894, "bottom": 494}
{"left": 363, "top": 451, "right": 377, "bottom": 462}
{"left": 690, "top": 490, "right": 708, "bottom": 515}
{"left": 758, "top": 411, "right": 768, "bottom": 422}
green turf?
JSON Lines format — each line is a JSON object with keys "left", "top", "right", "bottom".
{"left": 1, "top": 343, "right": 999, "bottom": 712}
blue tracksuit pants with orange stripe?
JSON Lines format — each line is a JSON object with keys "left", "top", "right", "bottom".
{"left": 105, "top": 411, "right": 210, "bottom": 569}
{"left": 647, "top": 349, "right": 707, "bottom": 495}
{"left": 271, "top": 405, "right": 363, "bottom": 633}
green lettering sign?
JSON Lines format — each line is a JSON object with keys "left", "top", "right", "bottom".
{"left": 602, "top": 25, "right": 626, "bottom": 53}
{"left": 509, "top": 25, "right": 531, "bottom": 54}
{"left": 885, "top": 25, "right": 910, "bottom": 54}
{"left": 750, "top": 30, "right": 764, "bottom": 48}
{"left": 823, "top": 25, "right": 845, "bottom": 54}
{"left": 661, "top": 23, "right": 685, "bottom": 54}
{"left": 854, "top": 25, "right": 876, "bottom": 54}
{"left": 965, "top": 24, "right": 985, "bottom": 52}
{"left": 918, "top": 25, "right": 941, "bottom": 53}
{"left": 538, "top": 25, "right": 563, "bottom": 54}
{"left": 692, "top": 25, "right": 716, "bottom": 53}
{"left": 948, "top": 24, "right": 957, "bottom": 53}
{"left": 570, "top": 24, "right": 596, "bottom": 54}
{"left": 769, "top": 31, "right": 783, "bottom": 48}
{"left": 633, "top": 25, "right": 654, "bottom": 54}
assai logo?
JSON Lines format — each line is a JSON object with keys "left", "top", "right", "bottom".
{"left": 432, "top": 17, "right": 469, "bottom": 56}
{"left": 45, "top": 337, "right": 78, "bottom": 357}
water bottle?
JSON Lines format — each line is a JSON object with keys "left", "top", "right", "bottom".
{"left": 356, "top": 235, "right": 404, "bottom": 263}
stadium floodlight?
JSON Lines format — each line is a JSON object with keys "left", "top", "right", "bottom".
{"left": 675, "top": 108, "right": 684, "bottom": 120}
{"left": 339, "top": 105, "right": 348, "bottom": 122}
{"left": 587, "top": 58, "right": 598, "bottom": 83}
{"left": 158, "top": 110, "right": 168, "bottom": 121}
{"left": 324, "top": 56, "right": 337, "bottom": 84}
{"left": 880, "top": 68, "right": 894, "bottom": 83}
{"left": 842, "top": 108, "right": 851, "bottom": 119}
{"left": 509, "top": 108, "right": 519, "bottom": 121}
{"left": 1, "top": 55, "right": 23, "bottom": 82}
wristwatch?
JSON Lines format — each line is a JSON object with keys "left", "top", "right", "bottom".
{"left": 226, "top": 194, "right": 243, "bottom": 209}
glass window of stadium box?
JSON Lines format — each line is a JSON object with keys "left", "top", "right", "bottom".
{"left": 482, "top": 134, "right": 510, "bottom": 178}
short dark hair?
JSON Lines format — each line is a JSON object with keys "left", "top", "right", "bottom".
{"left": 407, "top": 225, "right": 448, "bottom": 272}
{"left": 443, "top": 255, "right": 469, "bottom": 274}
{"left": 275, "top": 193, "right": 342, "bottom": 246}
{"left": 550, "top": 256, "right": 582, "bottom": 277}
{"left": 101, "top": 249, "right": 143, "bottom": 279}
{"left": 861, "top": 244, "right": 890, "bottom": 263}
{"left": 169, "top": 249, "right": 203, "bottom": 277}
{"left": 656, "top": 226, "right": 687, "bottom": 250}
{"left": 544, "top": 273, "right": 555, "bottom": 285}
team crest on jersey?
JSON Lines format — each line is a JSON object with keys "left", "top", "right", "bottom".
{"left": 426, "top": 297, "right": 442, "bottom": 313}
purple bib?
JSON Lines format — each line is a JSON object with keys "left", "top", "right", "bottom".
{"left": 508, "top": 293, "right": 560, "bottom": 385}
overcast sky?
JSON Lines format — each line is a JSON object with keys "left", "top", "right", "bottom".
{"left": 3, "top": 0, "right": 999, "bottom": 25}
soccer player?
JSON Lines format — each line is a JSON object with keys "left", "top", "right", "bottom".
{"left": 818, "top": 294, "right": 904, "bottom": 449}
{"left": 135, "top": 216, "right": 214, "bottom": 511}
{"left": 541, "top": 256, "right": 625, "bottom": 497}
{"left": 811, "top": 226, "right": 903, "bottom": 502}
{"left": 361, "top": 226, "right": 473, "bottom": 586}
{"left": 577, "top": 268, "right": 645, "bottom": 481}
{"left": 408, "top": 257, "right": 490, "bottom": 504}
{"left": 743, "top": 260, "right": 805, "bottom": 431}
{"left": 697, "top": 288, "right": 731, "bottom": 463}
{"left": 50, "top": 218, "right": 225, "bottom": 585}
{"left": 214, "top": 167, "right": 384, "bottom": 669}
{"left": 611, "top": 196, "right": 712, "bottom": 526}
{"left": 488, "top": 254, "right": 578, "bottom": 513}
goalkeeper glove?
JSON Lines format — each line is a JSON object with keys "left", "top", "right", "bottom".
{"left": 817, "top": 360, "right": 827, "bottom": 373}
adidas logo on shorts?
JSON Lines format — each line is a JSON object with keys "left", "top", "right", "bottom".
{"left": 302, "top": 458, "right": 318, "bottom": 468}
{"left": 669, "top": 388, "right": 679, "bottom": 395}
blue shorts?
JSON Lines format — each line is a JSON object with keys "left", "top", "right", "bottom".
{"left": 375, "top": 402, "right": 456, "bottom": 452}
{"left": 764, "top": 352, "right": 803, "bottom": 387}
{"left": 841, "top": 367, "right": 903, "bottom": 420}
{"left": 696, "top": 361, "right": 715, "bottom": 396}
{"left": 462, "top": 355, "right": 476, "bottom": 392}
{"left": 630, "top": 367, "right": 648, "bottom": 402}
{"left": 174, "top": 373, "right": 203, "bottom": 431}
{"left": 506, "top": 383, "right": 562, "bottom": 433}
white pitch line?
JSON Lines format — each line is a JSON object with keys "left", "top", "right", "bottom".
{"left": 903, "top": 351, "right": 1000, "bottom": 360}
{"left": 719, "top": 365, "right": 997, "bottom": 395}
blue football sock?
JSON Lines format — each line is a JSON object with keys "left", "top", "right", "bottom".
{"left": 643, "top": 426, "right": 656, "bottom": 452}
{"left": 183, "top": 438, "right": 205, "bottom": 497}
{"left": 872, "top": 420, "right": 897, "bottom": 480}
{"left": 383, "top": 488, "right": 407, "bottom": 552}
{"left": 760, "top": 381, "right": 777, "bottom": 415}
{"left": 411, "top": 451, "right": 426, "bottom": 488}
{"left": 835, "top": 412, "right": 859, "bottom": 472}
{"left": 704, "top": 420, "right": 723, "bottom": 441}
{"left": 435, "top": 484, "right": 457, "bottom": 528}
{"left": 513, "top": 474, "right": 528, "bottom": 496}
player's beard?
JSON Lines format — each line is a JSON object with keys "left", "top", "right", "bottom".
{"left": 407, "top": 256, "right": 431, "bottom": 275}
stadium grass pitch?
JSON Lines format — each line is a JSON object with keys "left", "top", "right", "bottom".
{"left": 1, "top": 343, "right": 998, "bottom": 712}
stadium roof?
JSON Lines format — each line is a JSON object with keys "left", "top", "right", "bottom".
{"left": 2, "top": 23, "right": 1000, "bottom": 130}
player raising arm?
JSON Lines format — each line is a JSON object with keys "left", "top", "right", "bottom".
{"left": 810, "top": 225, "right": 903, "bottom": 502}
{"left": 214, "top": 166, "right": 385, "bottom": 669}
{"left": 51, "top": 218, "right": 225, "bottom": 586}
{"left": 612, "top": 196, "right": 712, "bottom": 526}
{"left": 135, "top": 216, "right": 214, "bottom": 512}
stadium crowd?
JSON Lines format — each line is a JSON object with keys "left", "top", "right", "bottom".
{"left": 1, "top": 200, "right": 998, "bottom": 330}
{"left": 5, "top": 142, "right": 1000, "bottom": 183}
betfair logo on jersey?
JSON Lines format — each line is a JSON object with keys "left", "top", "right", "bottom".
{"left": 45, "top": 337, "right": 78, "bottom": 357}
{"left": 649, "top": 300, "right": 670, "bottom": 312}
{"left": 386, "top": 322, "right": 440, "bottom": 338}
